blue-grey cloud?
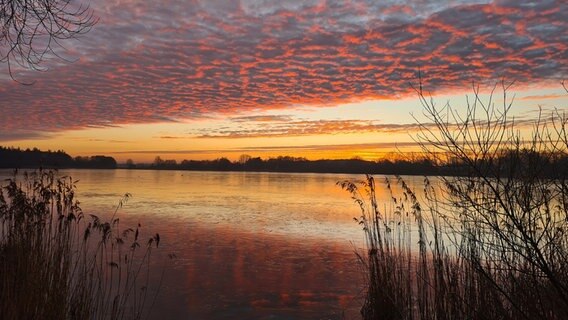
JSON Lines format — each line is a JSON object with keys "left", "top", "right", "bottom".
{"left": 0, "top": 0, "right": 566, "bottom": 140}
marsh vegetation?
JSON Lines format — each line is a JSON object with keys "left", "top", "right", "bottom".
{"left": 342, "top": 83, "right": 568, "bottom": 319}
{"left": 0, "top": 170, "right": 161, "bottom": 319}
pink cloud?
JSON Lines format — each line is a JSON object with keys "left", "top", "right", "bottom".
{"left": 0, "top": 0, "right": 566, "bottom": 140}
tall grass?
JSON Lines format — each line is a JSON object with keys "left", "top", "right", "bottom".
{"left": 0, "top": 170, "right": 162, "bottom": 319}
{"left": 340, "top": 175, "right": 568, "bottom": 320}
{"left": 341, "top": 83, "right": 568, "bottom": 320}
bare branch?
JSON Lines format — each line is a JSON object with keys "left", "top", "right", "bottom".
{"left": 0, "top": 0, "right": 97, "bottom": 81}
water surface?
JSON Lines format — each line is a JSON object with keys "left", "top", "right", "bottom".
{"left": 1, "top": 169, "right": 428, "bottom": 319}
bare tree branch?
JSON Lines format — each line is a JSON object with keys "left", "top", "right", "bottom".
{"left": 0, "top": 0, "right": 97, "bottom": 82}
{"left": 414, "top": 81, "right": 568, "bottom": 317}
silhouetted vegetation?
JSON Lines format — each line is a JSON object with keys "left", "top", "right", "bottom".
{"left": 0, "top": 146, "right": 117, "bottom": 169}
{"left": 0, "top": 0, "right": 96, "bottom": 80}
{"left": 344, "top": 82, "right": 568, "bottom": 320}
{"left": 0, "top": 170, "right": 163, "bottom": 319}
{"left": 143, "top": 155, "right": 439, "bottom": 175}
{"left": 5, "top": 145, "right": 567, "bottom": 177}
{"left": 140, "top": 152, "right": 568, "bottom": 177}
{"left": 74, "top": 155, "right": 118, "bottom": 169}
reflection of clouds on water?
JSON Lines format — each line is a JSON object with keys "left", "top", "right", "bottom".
{"left": 163, "top": 225, "right": 360, "bottom": 319}
{"left": 0, "top": 169, "right": 441, "bottom": 319}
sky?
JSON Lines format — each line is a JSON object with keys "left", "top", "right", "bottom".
{"left": 1, "top": 0, "right": 567, "bottom": 163}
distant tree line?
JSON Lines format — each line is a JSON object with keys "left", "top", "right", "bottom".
{"left": 139, "top": 155, "right": 439, "bottom": 175}
{"left": 136, "top": 151, "right": 568, "bottom": 177}
{"left": 0, "top": 147, "right": 117, "bottom": 169}
{"left": 5, "top": 146, "right": 566, "bottom": 177}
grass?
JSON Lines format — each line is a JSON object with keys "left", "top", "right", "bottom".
{"left": 340, "top": 174, "right": 568, "bottom": 320}
{"left": 0, "top": 170, "right": 162, "bottom": 320}
{"left": 341, "top": 82, "right": 568, "bottom": 320}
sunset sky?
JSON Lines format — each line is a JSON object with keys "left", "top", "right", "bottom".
{"left": 1, "top": 0, "right": 567, "bottom": 163}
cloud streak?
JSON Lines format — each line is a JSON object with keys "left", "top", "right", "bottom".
{"left": 1, "top": 0, "right": 567, "bottom": 139}
{"left": 192, "top": 119, "right": 429, "bottom": 138}
{"left": 109, "top": 141, "right": 422, "bottom": 156}
{"left": 190, "top": 109, "right": 551, "bottom": 138}
{"left": 520, "top": 94, "right": 566, "bottom": 100}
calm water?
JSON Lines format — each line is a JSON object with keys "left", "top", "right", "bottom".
{"left": 1, "top": 169, "right": 427, "bottom": 319}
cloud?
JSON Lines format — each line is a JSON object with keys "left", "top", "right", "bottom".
{"left": 238, "top": 141, "right": 421, "bottom": 151}
{"left": 192, "top": 119, "right": 429, "bottom": 138}
{"left": 520, "top": 94, "right": 566, "bottom": 100}
{"left": 1, "top": 0, "right": 567, "bottom": 139}
{"left": 82, "top": 138, "right": 131, "bottom": 143}
{"left": 191, "top": 112, "right": 548, "bottom": 139}
{"left": 230, "top": 115, "right": 294, "bottom": 122}
{"left": 108, "top": 141, "right": 422, "bottom": 155}
{"left": 157, "top": 135, "right": 190, "bottom": 139}
{"left": 0, "top": 130, "right": 53, "bottom": 142}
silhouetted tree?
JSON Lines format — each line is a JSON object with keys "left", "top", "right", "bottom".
{"left": 238, "top": 154, "right": 251, "bottom": 164}
{"left": 0, "top": 0, "right": 97, "bottom": 79}
{"left": 153, "top": 156, "right": 164, "bottom": 167}
{"left": 0, "top": 147, "right": 118, "bottom": 169}
{"left": 216, "top": 157, "right": 232, "bottom": 171}
{"left": 415, "top": 81, "right": 568, "bottom": 318}
{"left": 126, "top": 159, "right": 136, "bottom": 169}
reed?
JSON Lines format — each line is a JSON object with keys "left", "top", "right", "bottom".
{"left": 341, "top": 175, "right": 568, "bottom": 319}
{"left": 342, "top": 83, "right": 568, "bottom": 320}
{"left": 0, "top": 170, "right": 161, "bottom": 320}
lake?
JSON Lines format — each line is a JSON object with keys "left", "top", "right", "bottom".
{"left": 0, "top": 169, "right": 428, "bottom": 319}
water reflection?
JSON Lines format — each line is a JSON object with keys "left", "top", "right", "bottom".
{"left": 54, "top": 170, "right": 379, "bottom": 241}
{"left": 0, "top": 169, "right": 432, "bottom": 319}
{"left": 149, "top": 223, "right": 362, "bottom": 319}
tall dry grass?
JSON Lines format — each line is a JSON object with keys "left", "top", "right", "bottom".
{"left": 0, "top": 170, "right": 162, "bottom": 319}
{"left": 342, "top": 82, "right": 568, "bottom": 320}
{"left": 341, "top": 175, "right": 568, "bottom": 320}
